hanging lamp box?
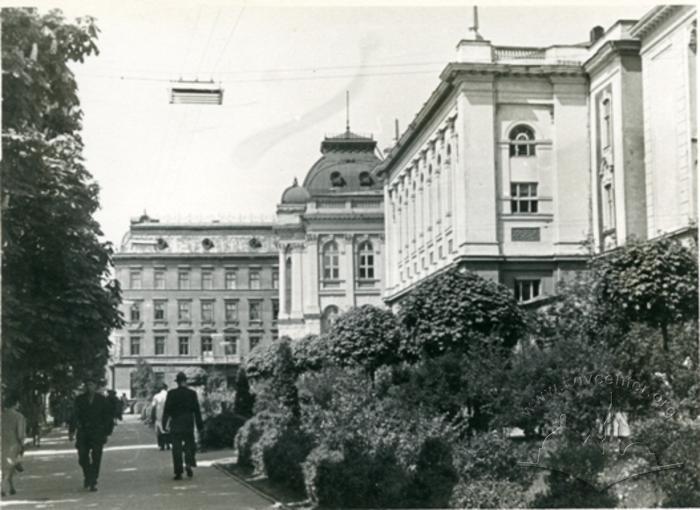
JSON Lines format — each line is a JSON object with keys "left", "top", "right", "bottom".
{"left": 169, "top": 80, "right": 223, "bottom": 105}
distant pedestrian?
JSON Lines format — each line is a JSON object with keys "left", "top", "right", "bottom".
{"left": 120, "top": 393, "right": 129, "bottom": 415}
{"left": 74, "top": 379, "right": 114, "bottom": 492}
{"left": 162, "top": 372, "right": 203, "bottom": 480}
{"left": 1, "top": 395, "right": 26, "bottom": 497}
{"left": 151, "top": 384, "right": 171, "bottom": 450}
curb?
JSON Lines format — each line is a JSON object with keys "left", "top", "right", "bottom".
{"left": 213, "top": 462, "right": 291, "bottom": 509}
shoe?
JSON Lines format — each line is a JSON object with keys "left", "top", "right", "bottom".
{"left": 159, "top": 447, "right": 164, "bottom": 451}
{"left": 9, "top": 488, "right": 15, "bottom": 495}
{"left": 89, "top": 485, "right": 97, "bottom": 492}
{"left": 173, "top": 474, "right": 182, "bottom": 481}
{"left": 83, "top": 479, "right": 90, "bottom": 489}
{"left": 186, "top": 466, "right": 193, "bottom": 478}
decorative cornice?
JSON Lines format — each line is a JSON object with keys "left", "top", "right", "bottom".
{"left": 583, "top": 39, "right": 641, "bottom": 75}
{"left": 113, "top": 252, "right": 277, "bottom": 260}
{"left": 630, "top": 5, "right": 683, "bottom": 39}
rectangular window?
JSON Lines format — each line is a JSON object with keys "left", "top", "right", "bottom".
{"left": 323, "top": 252, "right": 339, "bottom": 280}
{"left": 603, "top": 183, "right": 616, "bottom": 230}
{"left": 130, "top": 336, "right": 140, "bottom": 356}
{"left": 178, "top": 336, "right": 189, "bottom": 356}
{"left": 224, "top": 335, "right": 238, "bottom": 355}
{"left": 154, "top": 336, "right": 165, "bottom": 355}
{"left": 130, "top": 302, "right": 141, "bottom": 322}
{"left": 201, "top": 270, "right": 213, "bottom": 290}
{"left": 514, "top": 279, "right": 541, "bottom": 303}
{"left": 511, "top": 227, "right": 541, "bottom": 242}
{"left": 272, "top": 269, "right": 279, "bottom": 289}
{"left": 201, "top": 335, "right": 213, "bottom": 355}
{"left": 358, "top": 252, "right": 374, "bottom": 279}
{"left": 225, "top": 269, "right": 237, "bottom": 289}
{"left": 448, "top": 239, "right": 453, "bottom": 253}
{"left": 225, "top": 300, "right": 238, "bottom": 322}
{"left": 510, "top": 183, "right": 539, "bottom": 214}
{"left": 201, "top": 301, "right": 214, "bottom": 322}
{"left": 249, "top": 336, "right": 261, "bottom": 352}
{"left": 272, "top": 300, "right": 279, "bottom": 324}
{"left": 249, "top": 269, "right": 261, "bottom": 289}
{"left": 249, "top": 300, "right": 262, "bottom": 322}
{"left": 178, "top": 300, "right": 191, "bottom": 321}
{"left": 153, "top": 270, "right": 165, "bottom": 290}
{"left": 602, "top": 98, "right": 612, "bottom": 148}
{"left": 154, "top": 300, "right": 167, "bottom": 321}
{"left": 130, "top": 270, "right": 142, "bottom": 290}
{"left": 178, "top": 270, "right": 190, "bottom": 290}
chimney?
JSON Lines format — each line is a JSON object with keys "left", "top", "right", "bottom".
{"left": 590, "top": 26, "right": 605, "bottom": 45}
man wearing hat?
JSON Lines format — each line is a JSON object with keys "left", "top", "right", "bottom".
{"left": 162, "top": 372, "right": 203, "bottom": 480}
{"left": 73, "top": 378, "right": 114, "bottom": 491}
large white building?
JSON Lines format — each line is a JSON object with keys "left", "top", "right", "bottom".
{"left": 379, "top": 5, "right": 697, "bottom": 306}
{"left": 275, "top": 130, "right": 386, "bottom": 338}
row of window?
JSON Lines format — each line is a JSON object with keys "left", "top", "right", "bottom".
{"left": 400, "top": 238, "right": 454, "bottom": 282}
{"left": 128, "top": 267, "right": 279, "bottom": 291}
{"left": 321, "top": 240, "right": 375, "bottom": 280}
{"left": 126, "top": 333, "right": 265, "bottom": 357}
{"left": 129, "top": 299, "right": 279, "bottom": 323}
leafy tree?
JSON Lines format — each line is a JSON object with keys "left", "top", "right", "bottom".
{"left": 233, "top": 367, "right": 255, "bottom": 419}
{"left": 130, "top": 359, "right": 157, "bottom": 398}
{"left": 594, "top": 237, "right": 698, "bottom": 351}
{"left": 326, "top": 305, "right": 399, "bottom": 379}
{"left": 1, "top": 8, "right": 123, "bottom": 401}
{"left": 397, "top": 267, "right": 526, "bottom": 359}
{"left": 271, "top": 340, "right": 300, "bottom": 419}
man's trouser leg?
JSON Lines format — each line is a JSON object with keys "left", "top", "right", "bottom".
{"left": 77, "top": 441, "right": 91, "bottom": 484}
{"left": 89, "top": 439, "right": 104, "bottom": 485}
{"left": 183, "top": 432, "right": 196, "bottom": 468}
{"left": 171, "top": 433, "right": 184, "bottom": 475}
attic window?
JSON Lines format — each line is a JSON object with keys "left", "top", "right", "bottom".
{"left": 359, "top": 171, "right": 373, "bottom": 186}
{"left": 202, "top": 238, "right": 214, "bottom": 251}
{"left": 330, "top": 171, "right": 346, "bottom": 187}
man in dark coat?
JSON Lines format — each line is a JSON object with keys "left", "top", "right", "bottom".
{"left": 162, "top": 372, "right": 203, "bottom": 480}
{"left": 74, "top": 379, "right": 114, "bottom": 491}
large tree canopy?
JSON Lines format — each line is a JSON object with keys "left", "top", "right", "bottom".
{"left": 1, "top": 8, "right": 122, "bottom": 399}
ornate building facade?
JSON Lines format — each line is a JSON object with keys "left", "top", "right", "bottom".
{"left": 109, "top": 215, "right": 278, "bottom": 396}
{"left": 275, "top": 130, "right": 385, "bottom": 339}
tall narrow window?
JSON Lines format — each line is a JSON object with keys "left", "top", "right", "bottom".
{"left": 178, "top": 336, "right": 190, "bottom": 356}
{"left": 130, "top": 302, "right": 141, "bottom": 322}
{"left": 129, "top": 336, "right": 141, "bottom": 356}
{"left": 323, "top": 241, "right": 340, "bottom": 280}
{"left": 249, "top": 300, "right": 262, "bottom": 322}
{"left": 154, "top": 336, "right": 165, "bottom": 355}
{"left": 509, "top": 125, "right": 536, "bottom": 157}
{"left": 224, "top": 336, "right": 238, "bottom": 355}
{"left": 249, "top": 336, "right": 261, "bottom": 351}
{"left": 178, "top": 270, "right": 190, "bottom": 290}
{"left": 225, "top": 269, "right": 237, "bottom": 289}
{"left": 272, "top": 299, "right": 279, "bottom": 324}
{"left": 249, "top": 269, "right": 261, "bottom": 289}
{"left": 514, "top": 279, "right": 541, "bottom": 303}
{"left": 201, "top": 335, "right": 213, "bottom": 355}
{"left": 129, "top": 269, "right": 142, "bottom": 290}
{"left": 511, "top": 183, "right": 539, "bottom": 213}
{"left": 153, "top": 269, "right": 165, "bottom": 289}
{"left": 154, "top": 300, "right": 166, "bottom": 321}
{"left": 272, "top": 269, "right": 279, "bottom": 290}
{"left": 357, "top": 241, "right": 374, "bottom": 279}
{"left": 603, "top": 182, "right": 616, "bottom": 230}
{"left": 201, "top": 270, "right": 213, "bottom": 290}
{"left": 201, "top": 300, "right": 214, "bottom": 322}
{"left": 177, "top": 300, "right": 191, "bottom": 321}
{"left": 225, "top": 300, "right": 238, "bottom": 322}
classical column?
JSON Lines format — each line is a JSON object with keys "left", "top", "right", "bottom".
{"left": 278, "top": 246, "right": 288, "bottom": 319}
{"left": 344, "top": 234, "right": 355, "bottom": 305}
{"left": 384, "top": 187, "right": 394, "bottom": 290}
{"left": 304, "top": 233, "right": 320, "bottom": 316}
{"left": 290, "top": 243, "right": 304, "bottom": 318}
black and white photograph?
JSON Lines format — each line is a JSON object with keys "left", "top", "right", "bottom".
{"left": 1, "top": 1, "right": 698, "bottom": 508}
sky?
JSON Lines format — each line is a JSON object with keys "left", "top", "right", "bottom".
{"left": 26, "top": 0, "right": 653, "bottom": 247}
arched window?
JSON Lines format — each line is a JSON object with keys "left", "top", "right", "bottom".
{"left": 509, "top": 125, "right": 536, "bottom": 157}
{"left": 357, "top": 241, "right": 374, "bottom": 279}
{"left": 330, "top": 171, "right": 345, "bottom": 187}
{"left": 321, "top": 305, "right": 339, "bottom": 334}
{"left": 359, "top": 171, "right": 373, "bottom": 186}
{"left": 322, "top": 241, "right": 339, "bottom": 280}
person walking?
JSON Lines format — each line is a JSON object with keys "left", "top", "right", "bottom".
{"left": 151, "top": 384, "right": 170, "bottom": 450}
{"left": 1, "top": 395, "right": 26, "bottom": 497}
{"left": 162, "top": 372, "right": 203, "bottom": 480}
{"left": 73, "top": 379, "right": 114, "bottom": 492}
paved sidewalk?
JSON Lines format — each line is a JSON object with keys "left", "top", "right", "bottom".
{"left": 0, "top": 414, "right": 275, "bottom": 509}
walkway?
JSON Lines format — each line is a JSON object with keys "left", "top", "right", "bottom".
{"left": 0, "top": 414, "right": 274, "bottom": 509}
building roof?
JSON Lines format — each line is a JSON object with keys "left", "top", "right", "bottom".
{"left": 301, "top": 130, "right": 382, "bottom": 195}
{"left": 280, "top": 177, "right": 312, "bottom": 204}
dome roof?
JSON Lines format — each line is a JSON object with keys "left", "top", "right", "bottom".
{"left": 280, "top": 177, "right": 311, "bottom": 204}
{"left": 302, "top": 130, "right": 382, "bottom": 194}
